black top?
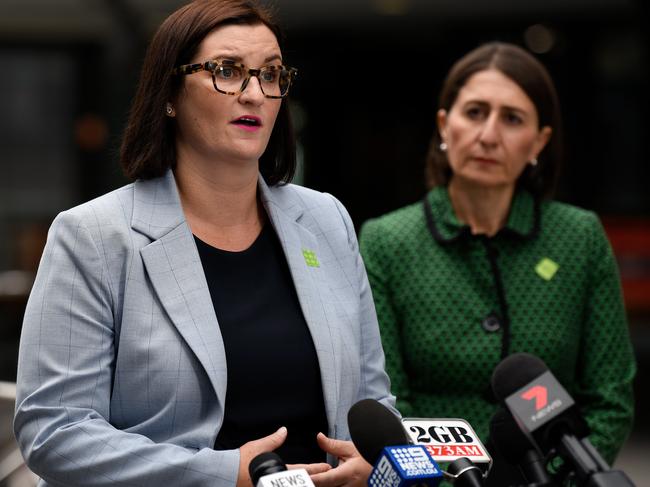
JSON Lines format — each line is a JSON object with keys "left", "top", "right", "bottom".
{"left": 195, "top": 223, "right": 328, "bottom": 464}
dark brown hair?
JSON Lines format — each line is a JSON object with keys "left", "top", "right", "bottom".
{"left": 120, "top": 0, "right": 296, "bottom": 185}
{"left": 426, "top": 42, "right": 563, "bottom": 198}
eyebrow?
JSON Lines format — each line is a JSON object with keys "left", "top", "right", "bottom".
{"left": 204, "top": 52, "right": 283, "bottom": 64}
{"left": 464, "top": 100, "right": 529, "bottom": 117}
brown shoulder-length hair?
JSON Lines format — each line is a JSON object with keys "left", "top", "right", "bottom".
{"left": 426, "top": 42, "right": 563, "bottom": 198}
{"left": 120, "top": 0, "right": 296, "bottom": 185}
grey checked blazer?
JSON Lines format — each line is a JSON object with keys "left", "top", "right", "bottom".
{"left": 14, "top": 170, "right": 396, "bottom": 487}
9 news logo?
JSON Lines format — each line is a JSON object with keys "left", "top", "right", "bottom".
{"left": 368, "top": 446, "right": 441, "bottom": 487}
{"left": 368, "top": 455, "right": 401, "bottom": 487}
{"left": 389, "top": 447, "right": 439, "bottom": 477}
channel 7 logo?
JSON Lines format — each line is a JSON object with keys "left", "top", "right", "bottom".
{"left": 521, "top": 385, "right": 548, "bottom": 410}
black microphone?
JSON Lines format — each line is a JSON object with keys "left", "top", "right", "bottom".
{"left": 348, "top": 398, "right": 412, "bottom": 465}
{"left": 447, "top": 458, "right": 484, "bottom": 487}
{"left": 489, "top": 407, "right": 556, "bottom": 486}
{"left": 348, "top": 399, "right": 450, "bottom": 487}
{"left": 249, "top": 451, "right": 315, "bottom": 487}
{"left": 491, "top": 353, "right": 635, "bottom": 487}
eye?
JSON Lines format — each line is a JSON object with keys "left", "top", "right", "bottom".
{"left": 216, "top": 64, "right": 242, "bottom": 80}
{"left": 465, "top": 105, "right": 485, "bottom": 120}
{"left": 504, "top": 111, "right": 524, "bottom": 125}
{"left": 260, "top": 68, "right": 278, "bottom": 83}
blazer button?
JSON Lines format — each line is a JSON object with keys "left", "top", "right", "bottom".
{"left": 482, "top": 313, "right": 501, "bottom": 332}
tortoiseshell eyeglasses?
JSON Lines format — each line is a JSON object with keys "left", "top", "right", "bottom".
{"left": 172, "top": 60, "right": 298, "bottom": 99}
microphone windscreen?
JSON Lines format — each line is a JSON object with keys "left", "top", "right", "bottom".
{"left": 489, "top": 408, "right": 534, "bottom": 464}
{"left": 491, "top": 352, "right": 548, "bottom": 401}
{"left": 249, "top": 451, "right": 286, "bottom": 486}
{"left": 347, "top": 399, "right": 409, "bottom": 465}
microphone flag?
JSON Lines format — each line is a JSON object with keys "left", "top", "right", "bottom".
{"left": 401, "top": 418, "right": 491, "bottom": 465}
{"left": 368, "top": 445, "right": 443, "bottom": 487}
{"left": 504, "top": 370, "right": 574, "bottom": 435}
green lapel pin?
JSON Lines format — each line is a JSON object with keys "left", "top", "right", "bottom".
{"left": 302, "top": 249, "right": 320, "bottom": 268}
{"left": 535, "top": 257, "right": 559, "bottom": 281}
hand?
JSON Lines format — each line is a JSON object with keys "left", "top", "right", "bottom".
{"left": 237, "top": 426, "right": 288, "bottom": 487}
{"left": 288, "top": 462, "right": 332, "bottom": 475}
{"left": 309, "top": 433, "right": 372, "bottom": 487}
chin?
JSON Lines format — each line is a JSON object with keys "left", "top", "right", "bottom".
{"left": 227, "top": 146, "right": 268, "bottom": 164}
{"left": 457, "top": 171, "right": 511, "bottom": 189}
{"left": 237, "top": 138, "right": 271, "bottom": 156}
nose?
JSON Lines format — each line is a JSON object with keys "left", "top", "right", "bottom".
{"left": 478, "top": 112, "right": 500, "bottom": 146}
{"left": 238, "top": 75, "right": 265, "bottom": 106}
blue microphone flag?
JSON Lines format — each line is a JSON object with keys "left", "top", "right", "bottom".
{"left": 368, "top": 445, "right": 443, "bottom": 487}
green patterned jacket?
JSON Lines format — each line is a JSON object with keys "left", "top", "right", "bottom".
{"left": 359, "top": 186, "right": 636, "bottom": 464}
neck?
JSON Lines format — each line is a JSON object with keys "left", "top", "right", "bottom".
{"left": 174, "top": 157, "right": 264, "bottom": 250}
{"left": 447, "top": 178, "right": 515, "bottom": 237}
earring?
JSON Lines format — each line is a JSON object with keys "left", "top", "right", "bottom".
{"left": 439, "top": 142, "right": 448, "bottom": 152}
{"left": 165, "top": 103, "right": 175, "bottom": 116}
{"left": 529, "top": 158, "right": 538, "bottom": 166}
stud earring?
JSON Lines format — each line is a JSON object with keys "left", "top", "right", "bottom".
{"left": 165, "top": 103, "right": 175, "bottom": 116}
{"left": 529, "top": 158, "right": 538, "bottom": 166}
{"left": 439, "top": 142, "right": 448, "bottom": 152}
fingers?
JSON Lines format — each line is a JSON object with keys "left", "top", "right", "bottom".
{"left": 316, "top": 433, "right": 356, "bottom": 459}
{"left": 312, "top": 437, "right": 370, "bottom": 487}
{"left": 288, "top": 463, "right": 332, "bottom": 475}
{"left": 242, "top": 426, "right": 288, "bottom": 461}
{"left": 255, "top": 426, "right": 288, "bottom": 452}
{"left": 310, "top": 457, "right": 371, "bottom": 487}
{"left": 311, "top": 467, "right": 346, "bottom": 487}
{"left": 237, "top": 427, "right": 288, "bottom": 487}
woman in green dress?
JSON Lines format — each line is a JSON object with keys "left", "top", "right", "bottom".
{"left": 359, "top": 42, "right": 635, "bottom": 483}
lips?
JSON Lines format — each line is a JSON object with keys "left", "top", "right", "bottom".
{"left": 472, "top": 156, "right": 498, "bottom": 164}
{"left": 231, "top": 115, "right": 262, "bottom": 131}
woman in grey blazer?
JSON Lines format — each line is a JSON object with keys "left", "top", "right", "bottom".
{"left": 14, "top": 1, "right": 396, "bottom": 486}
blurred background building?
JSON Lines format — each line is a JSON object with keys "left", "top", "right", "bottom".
{"left": 0, "top": 0, "right": 648, "bottom": 485}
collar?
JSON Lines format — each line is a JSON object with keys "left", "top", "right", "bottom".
{"left": 422, "top": 186, "right": 540, "bottom": 244}
{"left": 131, "top": 169, "right": 304, "bottom": 241}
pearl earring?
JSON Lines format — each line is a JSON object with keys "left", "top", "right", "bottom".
{"left": 529, "top": 158, "right": 538, "bottom": 166}
{"left": 439, "top": 142, "right": 448, "bottom": 152}
{"left": 165, "top": 103, "right": 174, "bottom": 116}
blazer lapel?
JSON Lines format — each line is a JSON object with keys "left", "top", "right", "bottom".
{"left": 259, "top": 178, "right": 340, "bottom": 432}
{"left": 132, "top": 171, "right": 228, "bottom": 405}
{"left": 130, "top": 171, "right": 340, "bottom": 433}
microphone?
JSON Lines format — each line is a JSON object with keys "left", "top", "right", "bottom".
{"left": 489, "top": 407, "right": 556, "bottom": 486}
{"left": 348, "top": 399, "right": 443, "bottom": 487}
{"left": 491, "top": 352, "right": 588, "bottom": 454}
{"left": 491, "top": 353, "right": 635, "bottom": 487}
{"left": 249, "top": 451, "right": 315, "bottom": 487}
{"left": 447, "top": 458, "right": 484, "bottom": 487}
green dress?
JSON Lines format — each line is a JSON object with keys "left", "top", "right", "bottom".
{"left": 359, "top": 186, "right": 635, "bottom": 464}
